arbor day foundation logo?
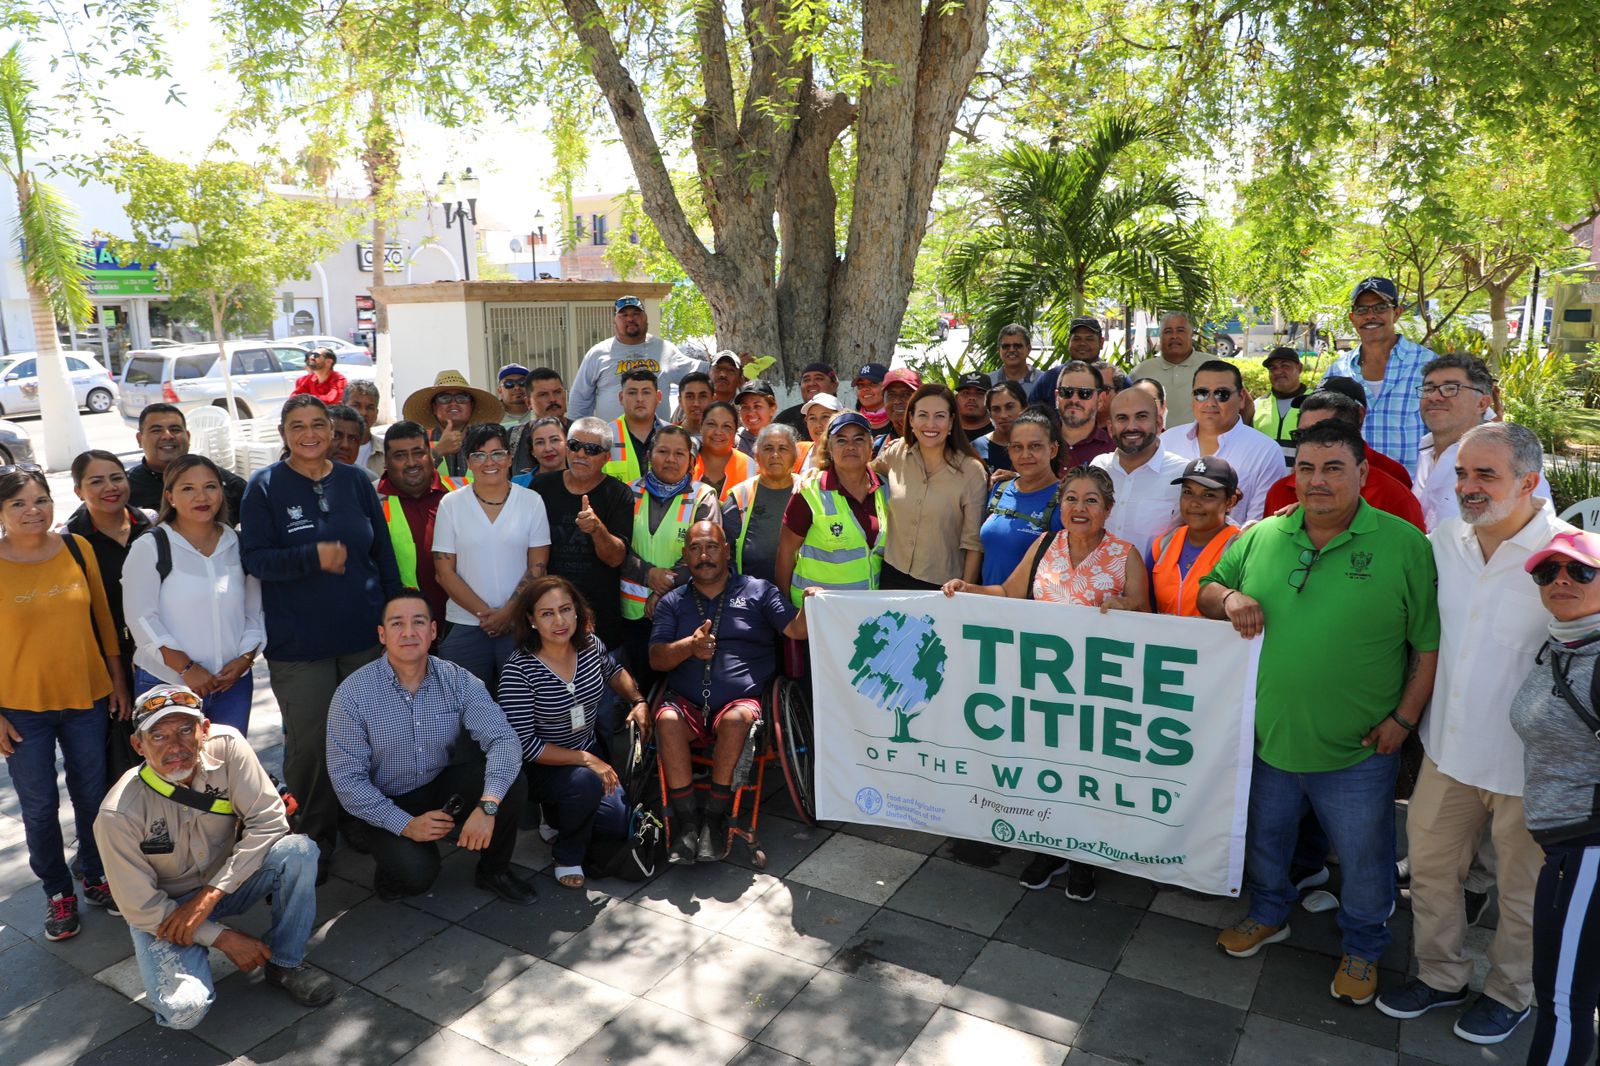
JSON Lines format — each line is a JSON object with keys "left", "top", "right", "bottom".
{"left": 991, "top": 818, "right": 1017, "bottom": 843}
{"left": 847, "top": 611, "right": 947, "bottom": 743}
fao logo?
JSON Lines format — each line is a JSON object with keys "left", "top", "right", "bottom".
{"left": 854, "top": 788, "right": 884, "bottom": 815}
{"left": 990, "top": 819, "right": 1017, "bottom": 843}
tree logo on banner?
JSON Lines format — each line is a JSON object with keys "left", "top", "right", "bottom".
{"left": 990, "top": 819, "right": 1017, "bottom": 843}
{"left": 846, "top": 611, "right": 947, "bottom": 743}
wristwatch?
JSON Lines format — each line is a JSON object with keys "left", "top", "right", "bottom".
{"left": 477, "top": 799, "right": 500, "bottom": 816}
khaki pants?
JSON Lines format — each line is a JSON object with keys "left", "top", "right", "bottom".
{"left": 1408, "top": 755, "right": 1543, "bottom": 1009}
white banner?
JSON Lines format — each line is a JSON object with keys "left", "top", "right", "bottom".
{"left": 809, "top": 591, "right": 1261, "bottom": 896}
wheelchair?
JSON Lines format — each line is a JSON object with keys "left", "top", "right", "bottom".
{"left": 619, "top": 675, "right": 816, "bottom": 870}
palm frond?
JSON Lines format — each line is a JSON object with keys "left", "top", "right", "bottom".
{"left": 0, "top": 43, "right": 32, "bottom": 177}
{"left": 15, "top": 175, "right": 93, "bottom": 326}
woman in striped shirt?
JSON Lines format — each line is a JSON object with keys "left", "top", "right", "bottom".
{"left": 499, "top": 576, "right": 649, "bottom": 888}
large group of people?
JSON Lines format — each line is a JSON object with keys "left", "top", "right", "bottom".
{"left": 0, "top": 283, "right": 1594, "bottom": 1063}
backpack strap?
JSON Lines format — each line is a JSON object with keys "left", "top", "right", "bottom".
{"left": 1548, "top": 648, "right": 1600, "bottom": 742}
{"left": 153, "top": 526, "right": 173, "bottom": 583}
{"left": 60, "top": 534, "right": 107, "bottom": 653}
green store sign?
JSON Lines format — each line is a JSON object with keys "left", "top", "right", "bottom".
{"left": 81, "top": 241, "right": 163, "bottom": 298}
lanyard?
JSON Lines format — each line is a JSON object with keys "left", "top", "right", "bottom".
{"left": 691, "top": 586, "right": 728, "bottom": 715}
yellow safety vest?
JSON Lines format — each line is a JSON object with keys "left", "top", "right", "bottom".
{"left": 603, "top": 417, "right": 646, "bottom": 483}
{"left": 619, "top": 479, "right": 720, "bottom": 620}
{"left": 790, "top": 478, "right": 887, "bottom": 607}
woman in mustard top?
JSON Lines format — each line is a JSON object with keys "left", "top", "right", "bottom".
{"left": 0, "top": 466, "right": 129, "bottom": 942}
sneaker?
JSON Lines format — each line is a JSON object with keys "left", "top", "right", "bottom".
{"left": 668, "top": 817, "right": 700, "bottom": 865}
{"left": 1453, "top": 995, "right": 1530, "bottom": 1044}
{"left": 697, "top": 813, "right": 729, "bottom": 863}
{"left": 43, "top": 893, "right": 80, "bottom": 941}
{"left": 81, "top": 878, "right": 119, "bottom": 915}
{"left": 1331, "top": 954, "right": 1378, "bottom": 1005}
{"left": 1290, "top": 864, "right": 1330, "bottom": 893}
{"left": 1019, "top": 854, "right": 1070, "bottom": 891}
{"left": 1464, "top": 889, "right": 1490, "bottom": 928}
{"left": 1063, "top": 864, "right": 1096, "bottom": 902}
{"left": 264, "top": 962, "right": 336, "bottom": 1008}
{"left": 1217, "top": 919, "right": 1289, "bottom": 958}
{"left": 1375, "top": 978, "right": 1469, "bottom": 1019}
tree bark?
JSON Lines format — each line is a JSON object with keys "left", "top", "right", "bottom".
{"left": 24, "top": 279, "right": 88, "bottom": 470}
{"left": 210, "top": 294, "right": 242, "bottom": 420}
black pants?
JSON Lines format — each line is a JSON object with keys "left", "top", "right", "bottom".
{"left": 367, "top": 756, "right": 528, "bottom": 896}
{"left": 879, "top": 562, "right": 942, "bottom": 591}
{"left": 623, "top": 617, "right": 659, "bottom": 697}
{"left": 1527, "top": 839, "right": 1600, "bottom": 1065}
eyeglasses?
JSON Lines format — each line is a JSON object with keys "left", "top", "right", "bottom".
{"left": 1288, "top": 547, "right": 1320, "bottom": 594}
{"left": 136, "top": 689, "right": 204, "bottom": 717}
{"left": 999, "top": 343, "right": 1029, "bottom": 352}
{"left": 468, "top": 449, "right": 511, "bottom": 463}
{"left": 567, "top": 439, "right": 608, "bottom": 456}
{"left": 0, "top": 463, "right": 43, "bottom": 476}
{"left": 433, "top": 392, "right": 473, "bottom": 405}
{"left": 1416, "top": 382, "right": 1488, "bottom": 398}
{"left": 1531, "top": 559, "right": 1599, "bottom": 586}
{"left": 1057, "top": 386, "right": 1100, "bottom": 400}
{"left": 1352, "top": 302, "right": 1397, "bottom": 315}
{"left": 311, "top": 479, "right": 330, "bottom": 513}
{"left": 1192, "top": 387, "right": 1237, "bottom": 403}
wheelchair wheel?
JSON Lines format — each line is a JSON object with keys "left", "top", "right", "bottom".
{"left": 770, "top": 676, "right": 817, "bottom": 825}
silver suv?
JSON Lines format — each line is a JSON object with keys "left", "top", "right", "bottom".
{"left": 117, "top": 341, "right": 375, "bottom": 425}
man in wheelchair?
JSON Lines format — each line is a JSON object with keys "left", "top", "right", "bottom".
{"left": 649, "top": 520, "right": 809, "bottom": 864}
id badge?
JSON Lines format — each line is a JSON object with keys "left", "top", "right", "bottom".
{"left": 569, "top": 703, "right": 588, "bottom": 731}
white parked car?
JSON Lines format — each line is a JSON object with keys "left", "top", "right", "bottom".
{"left": 286, "top": 336, "right": 373, "bottom": 364}
{"left": 117, "top": 341, "right": 375, "bottom": 425}
{"left": 0, "top": 350, "right": 121, "bottom": 416}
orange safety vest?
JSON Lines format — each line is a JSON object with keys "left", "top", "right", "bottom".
{"left": 693, "top": 448, "right": 750, "bottom": 501}
{"left": 1150, "top": 524, "right": 1241, "bottom": 617}
{"left": 793, "top": 441, "right": 812, "bottom": 472}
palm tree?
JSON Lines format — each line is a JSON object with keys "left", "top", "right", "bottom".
{"left": 941, "top": 112, "right": 1213, "bottom": 366}
{"left": 0, "top": 44, "right": 91, "bottom": 469}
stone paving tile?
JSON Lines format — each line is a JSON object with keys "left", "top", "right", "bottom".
{"left": 0, "top": 886, "right": 134, "bottom": 976}
{"left": 1074, "top": 974, "right": 1246, "bottom": 1066}
{"left": 0, "top": 916, "right": 22, "bottom": 953}
{"left": 898, "top": 1005, "right": 1071, "bottom": 1066}
{"left": 548, "top": 899, "right": 717, "bottom": 996}
{"left": 508, "top": 827, "right": 556, "bottom": 875}
{"left": 460, "top": 870, "right": 618, "bottom": 958}
{"left": 398, "top": 848, "right": 499, "bottom": 923}
{"left": 1289, "top": 900, "right": 1414, "bottom": 972}
{"left": 70, "top": 1018, "right": 235, "bottom": 1066}
{"left": 305, "top": 896, "right": 450, "bottom": 983}
{"left": 936, "top": 836, "right": 1035, "bottom": 879}
{"left": 94, "top": 945, "right": 237, "bottom": 1012}
{"left": 825, "top": 908, "right": 987, "bottom": 1003}
{"left": 223, "top": 873, "right": 372, "bottom": 941}
{"left": 993, "top": 892, "right": 1143, "bottom": 971}
{"left": 238, "top": 985, "right": 435, "bottom": 1065}
{"left": 1093, "top": 869, "right": 1160, "bottom": 910}
{"left": 392, "top": 1028, "right": 523, "bottom": 1066}
{"left": 1115, "top": 911, "right": 1265, "bottom": 1010}
{"left": 631, "top": 861, "right": 779, "bottom": 931}
{"left": 726, "top": 1044, "right": 808, "bottom": 1066}
{"left": 757, "top": 968, "right": 939, "bottom": 1066}
{"left": 943, "top": 940, "right": 1108, "bottom": 1046}
{"left": 449, "top": 958, "right": 632, "bottom": 1066}
{"left": 1393, "top": 1001, "right": 1537, "bottom": 1066}
{"left": 1059, "top": 1053, "right": 1123, "bottom": 1065}
{"left": 187, "top": 969, "right": 355, "bottom": 1057}
{"left": 361, "top": 925, "right": 537, "bottom": 1025}
{"left": 561, "top": 998, "right": 750, "bottom": 1066}
{"left": 645, "top": 932, "right": 820, "bottom": 1038}
{"left": 725, "top": 813, "right": 830, "bottom": 878}
{"left": 1249, "top": 944, "right": 1401, "bottom": 1051}
{"left": 1146, "top": 885, "right": 1250, "bottom": 929}
{"left": 835, "top": 820, "right": 947, "bottom": 854}
{"left": 884, "top": 855, "right": 1026, "bottom": 937}
{"left": 0, "top": 976, "right": 148, "bottom": 1066}
{"left": 1232, "top": 1013, "right": 1398, "bottom": 1066}
{"left": 785, "top": 833, "right": 926, "bottom": 906}
{"left": 0, "top": 938, "right": 82, "bottom": 1015}
{"left": 721, "top": 880, "right": 879, "bottom": 966}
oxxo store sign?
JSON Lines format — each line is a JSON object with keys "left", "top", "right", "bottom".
{"left": 808, "top": 592, "right": 1262, "bottom": 895}
{"left": 81, "top": 241, "right": 161, "bottom": 297}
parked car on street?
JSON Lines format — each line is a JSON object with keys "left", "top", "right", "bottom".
{"left": 285, "top": 336, "right": 373, "bottom": 364}
{"left": 116, "top": 341, "right": 376, "bottom": 425}
{"left": 0, "top": 418, "right": 36, "bottom": 466}
{"left": 0, "top": 351, "right": 121, "bottom": 416}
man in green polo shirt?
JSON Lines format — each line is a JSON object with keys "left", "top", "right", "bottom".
{"left": 1198, "top": 419, "right": 1439, "bottom": 1007}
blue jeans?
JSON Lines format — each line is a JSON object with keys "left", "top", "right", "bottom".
{"left": 525, "top": 754, "right": 629, "bottom": 868}
{"left": 1245, "top": 751, "right": 1399, "bottom": 961}
{"left": 133, "top": 668, "right": 253, "bottom": 736}
{"left": 438, "top": 624, "right": 517, "bottom": 697}
{"left": 130, "top": 834, "right": 320, "bottom": 1029}
{"left": 1, "top": 703, "right": 109, "bottom": 897}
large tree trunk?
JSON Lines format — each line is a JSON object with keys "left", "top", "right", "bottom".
{"left": 209, "top": 295, "right": 242, "bottom": 419}
{"left": 24, "top": 280, "right": 87, "bottom": 471}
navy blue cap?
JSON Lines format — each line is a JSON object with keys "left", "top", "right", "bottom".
{"left": 1262, "top": 346, "right": 1301, "bottom": 366}
{"left": 956, "top": 371, "right": 990, "bottom": 392}
{"left": 1171, "top": 456, "right": 1238, "bottom": 494}
{"left": 1350, "top": 277, "right": 1399, "bottom": 305}
{"left": 497, "top": 363, "right": 531, "bottom": 382}
{"left": 801, "top": 361, "right": 837, "bottom": 379}
{"left": 827, "top": 411, "right": 873, "bottom": 436}
{"left": 852, "top": 363, "right": 889, "bottom": 384}
{"left": 614, "top": 295, "right": 643, "bottom": 312}
{"left": 734, "top": 379, "right": 776, "bottom": 401}
{"left": 1317, "top": 375, "right": 1369, "bottom": 409}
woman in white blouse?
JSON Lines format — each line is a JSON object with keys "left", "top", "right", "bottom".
{"left": 433, "top": 423, "right": 552, "bottom": 696}
{"left": 122, "top": 454, "right": 264, "bottom": 734}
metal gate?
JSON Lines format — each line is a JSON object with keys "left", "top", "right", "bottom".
{"left": 484, "top": 302, "right": 621, "bottom": 384}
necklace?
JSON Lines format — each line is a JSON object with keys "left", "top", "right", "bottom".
{"left": 473, "top": 489, "right": 510, "bottom": 506}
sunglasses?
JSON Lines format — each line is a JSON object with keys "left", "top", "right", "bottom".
{"left": 311, "top": 479, "right": 330, "bottom": 513}
{"left": 1531, "top": 559, "right": 1599, "bottom": 587}
{"left": 1057, "top": 386, "right": 1100, "bottom": 401}
{"left": 433, "top": 392, "right": 473, "bottom": 405}
{"left": 136, "top": 688, "right": 204, "bottom": 717}
{"left": 500, "top": 378, "right": 529, "bottom": 390}
{"left": 1192, "top": 387, "right": 1237, "bottom": 403}
{"left": 567, "top": 439, "right": 608, "bottom": 456}
{"left": 1288, "top": 547, "right": 1320, "bottom": 594}
{"left": 0, "top": 463, "right": 43, "bottom": 476}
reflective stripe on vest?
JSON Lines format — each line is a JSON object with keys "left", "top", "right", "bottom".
{"left": 790, "top": 480, "right": 887, "bottom": 607}
{"left": 1150, "top": 524, "right": 1240, "bottom": 618}
{"left": 381, "top": 495, "right": 420, "bottom": 588}
{"left": 603, "top": 416, "right": 644, "bottom": 483}
{"left": 434, "top": 459, "right": 473, "bottom": 488}
{"left": 694, "top": 448, "right": 750, "bottom": 500}
{"left": 727, "top": 476, "right": 766, "bottom": 572}
{"left": 619, "top": 479, "right": 714, "bottom": 620}
{"left": 138, "top": 765, "right": 235, "bottom": 815}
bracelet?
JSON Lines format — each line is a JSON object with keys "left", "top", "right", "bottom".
{"left": 177, "top": 660, "right": 196, "bottom": 675}
{"left": 1389, "top": 710, "right": 1417, "bottom": 732}
{"left": 630, "top": 697, "right": 648, "bottom": 707}
{"left": 1221, "top": 590, "right": 1239, "bottom": 610}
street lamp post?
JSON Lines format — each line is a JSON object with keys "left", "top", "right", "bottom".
{"left": 438, "top": 168, "right": 480, "bottom": 281}
{"left": 531, "top": 210, "right": 545, "bottom": 281}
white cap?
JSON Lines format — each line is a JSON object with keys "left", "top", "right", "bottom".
{"left": 802, "top": 393, "right": 843, "bottom": 414}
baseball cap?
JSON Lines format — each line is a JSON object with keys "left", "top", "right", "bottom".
{"left": 1350, "top": 277, "right": 1399, "bottom": 305}
{"left": 132, "top": 685, "right": 206, "bottom": 734}
{"left": 497, "top": 363, "right": 531, "bottom": 382}
{"left": 955, "top": 371, "right": 990, "bottom": 393}
{"left": 883, "top": 368, "right": 922, "bottom": 392}
{"left": 1525, "top": 529, "right": 1600, "bottom": 573}
{"left": 1068, "top": 316, "right": 1104, "bottom": 336}
{"left": 614, "top": 295, "right": 643, "bottom": 312}
{"left": 1316, "top": 376, "right": 1369, "bottom": 409}
{"left": 713, "top": 350, "right": 741, "bottom": 367}
{"left": 853, "top": 362, "right": 889, "bottom": 384}
{"left": 1262, "top": 347, "right": 1301, "bottom": 367}
{"left": 802, "top": 393, "right": 843, "bottom": 415}
{"left": 1171, "top": 456, "right": 1239, "bottom": 494}
{"left": 801, "top": 361, "right": 837, "bottom": 380}
{"left": 827, "top": 411, "right": 873, "bottom": 437}
{"left": 734, "top": 379, "right": 776, "bottom": 401}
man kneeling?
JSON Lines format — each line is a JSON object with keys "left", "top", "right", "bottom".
{"left": 649, "top": 520, "right": 808, "bottom": 863}
{"left": 94, "top": 686, "right": 335, "bottom": 1030}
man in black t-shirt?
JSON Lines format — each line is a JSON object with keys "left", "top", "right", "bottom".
{"left": 126, "top": 403, "right": 247, "bottom": 525}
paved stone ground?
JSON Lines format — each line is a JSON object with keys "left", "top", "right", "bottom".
{"left": 0, "top": 672, "right": 1569, "bottom": 1066}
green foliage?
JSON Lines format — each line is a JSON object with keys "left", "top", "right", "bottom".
{"left": 163, "top": 284, "right": 274, "bottom": 338}
{"left": 1498, "top": 350, "right": 1577, "bottom": 453}
{"left": 1543, "top": 459, "right": 1600, "bottom": 516}
{"left": 606, "top": 189, "right": 715, "bottom": 340}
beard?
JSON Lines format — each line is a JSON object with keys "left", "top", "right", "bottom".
{"left": 1459, "top": 491, "right": 1518, "bottom": 527}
